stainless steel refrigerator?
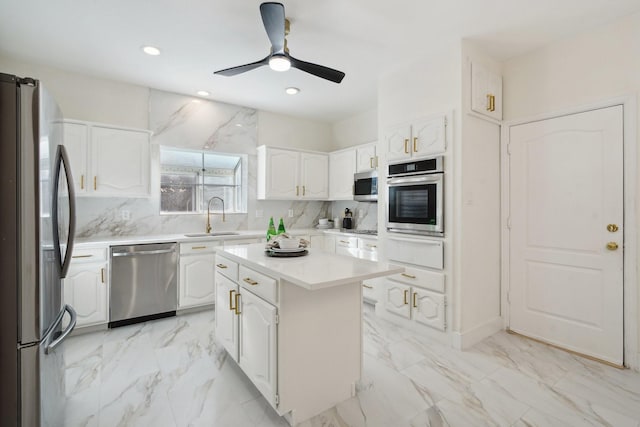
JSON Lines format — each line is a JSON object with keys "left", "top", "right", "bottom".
{"left": 0, "top": 73, "right": 77, "bottom": 426}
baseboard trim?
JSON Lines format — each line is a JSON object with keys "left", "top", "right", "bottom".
{"left": 452, "top": 316, "right": 503, "bottom": 350}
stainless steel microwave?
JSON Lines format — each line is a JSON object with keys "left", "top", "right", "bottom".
{"left": 354, "top": 170, "right": 377, "bottom": 202}
{"left": 386, "top": 157, "right": 444, "bottom": 236}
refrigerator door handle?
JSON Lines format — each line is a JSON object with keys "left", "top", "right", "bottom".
{"left": 45, "top": 304, "right": 76, "bottom": 354}
{"left": 52, "top": 144, "right": 76, "bottom": 278}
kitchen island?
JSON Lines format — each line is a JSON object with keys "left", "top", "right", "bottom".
{"left": 214, "top": 243, "right": 403, "bottom": 425}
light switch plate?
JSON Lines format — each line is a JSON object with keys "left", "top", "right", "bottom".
{"left": 288, "top": 209, "right": 294, "bottom": 218}
{"left": 120, "top": 210, "right": 131, "bottom": 220}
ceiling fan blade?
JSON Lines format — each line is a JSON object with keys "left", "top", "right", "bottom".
{"left": 214, "top": 56, "right": 270, "bottom": 77}
{"left": 289, "top": 55, "right": 346, "bottom": 84}
{"left": 260, "top": 2, "right": 285, "bottom": 53}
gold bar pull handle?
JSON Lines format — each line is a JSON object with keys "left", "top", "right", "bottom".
{"left": 303, "top": 185, "right": 306, "bottom": 196}
{"left": 243, "top": 277, "right": 258, "bottom": 286}
{"left": 101, "top": 268, "right": 105, "bottom": 283}
{"left": 72, "top": 254, "right": 93, "bottom": 259}
{"left": 80, "top": 175, "right": 84, "bottom": 190}
{"left": 404, "top": 139, "right": 409, "bottom": 154}
{"left": 192, "top": 246, "right": 206, "bottom": 250}
{"left": 93, "top": 176, "right": 97, "bottom": 190}
{"left": 413, "top": 137, "right": 418, "bottom": 153}
{"left": 401, "top": 273, "right": 416, "bottom": 279}
{"left": 362, "top": 284, "right": 373, "bottom": 289}
{"left": 216, "top": 263, "right": 228, "bottom": 269}
{"left": 486, "top": 94, "right": 496, "bottom": 112}
{"left": 229, "top": 289, "right": 236, "bottom": 311}
{"left": 234, "top": 293, "right": 241, "bottom": 315}
{"left": 296, "top": 185, "right": 299, "bottom": 196}
{"left": 403, "top": 289, "right": 409, "bottom": 305}
{"left": 413, "top": 292, "right": 418, "bottom": 308}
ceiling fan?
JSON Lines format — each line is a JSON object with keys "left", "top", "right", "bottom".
{"left": 213, "top": 2, "right": 345, "bottom": 84}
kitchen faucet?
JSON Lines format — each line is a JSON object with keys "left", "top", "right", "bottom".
{"left": 206, "top": 196, "right": 225, "bottom": 233}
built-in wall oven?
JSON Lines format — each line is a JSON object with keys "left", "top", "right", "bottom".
{"left": 386, "top": 157, "right": 444, "bottom": 236}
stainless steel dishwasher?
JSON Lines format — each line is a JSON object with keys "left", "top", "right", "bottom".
{"left": 109, "top": 242, "right": 178, "bottom": 328}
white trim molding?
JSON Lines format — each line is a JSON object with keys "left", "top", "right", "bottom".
{"left": 452, "top": 316, "right": 503, "bottom": 350}
{"left": 501, "top": 95, "right": 638, "bottom": 370}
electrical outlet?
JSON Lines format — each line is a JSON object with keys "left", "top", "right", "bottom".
{"left": 358, "top": 209, "right": 364, "bottom": 218}
{"left": 120, "top": 210, "right": 131, "bottom": 220}
{"left": 255, "top": 210, "right": 263, "bottom": 218}
{"left": 288, "top": 209, "right": 294, "bottom": 218}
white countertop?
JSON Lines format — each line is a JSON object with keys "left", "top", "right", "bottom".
{"left": 220, "top": 243, "right": 401, "bottom": 291}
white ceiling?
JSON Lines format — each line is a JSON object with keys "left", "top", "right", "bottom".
{"left": 1, "top": 0, "right": 639, "bottom": 123}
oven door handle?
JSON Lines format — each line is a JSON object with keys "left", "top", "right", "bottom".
{"left": 387, "top": 175, "right": 439, "bottom": 185}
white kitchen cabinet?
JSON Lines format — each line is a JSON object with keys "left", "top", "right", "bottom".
{"left": 383, "top": 279, "right": 446, "bottom": 331}
{"left": 335, "top": 236, "right": 359, "bottom": 258}
{"left": 179, "top": 242, "right": 221, "bottom": 309}
{"left": 214, "top": 272, "right": 239, "bottom": 358}
{"left": 329, "top": 148, "right": 356, "bottom": 200}
{"left": 387, "top": 236, "right": 444, "bottom": 270}
{"left": 356, "top": 142, "right": 377, "bottom": 172}
{"left": 257, "top": 146, "right": 329, "bottom": 200}
{"left": 238, "top": 289, "right": 278, "bottom": 404}
{"left": 470, "top": 61, "right": 503, "bottom": 121}
{"left": 63, "top": 246, "right": 108, "bottom": 328}
{"left": 385, "top": 115, "right": 446, "bottom": 163}
{"left": 62, "top": 120, "right": 151, "bottom": 197}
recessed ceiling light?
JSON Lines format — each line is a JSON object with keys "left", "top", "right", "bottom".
{"left": 197, "top": 90, "right": 210, "bottom": 97}
{"left": 142, "top": 46, "right": 161, "bottom": 56}
{"left": 285, "top": 87, "right": 300, "bottom": 95}
{"left": 235, "top": 124, "right": 243, "bottom": 127}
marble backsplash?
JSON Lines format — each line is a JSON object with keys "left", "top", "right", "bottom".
{"left": 74, "top": 89, "right": 368, "bottom": 239}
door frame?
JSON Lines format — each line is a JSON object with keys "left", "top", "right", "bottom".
{"left": 500, "top": 95, "right": 638, "bottom": 370}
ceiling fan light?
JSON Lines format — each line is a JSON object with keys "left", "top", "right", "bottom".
{"left": 269, "top": 55, "right": 291, "bottom": 72}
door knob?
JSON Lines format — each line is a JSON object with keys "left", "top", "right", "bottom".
{"left": 607, "top": 224, "right": 619, "bottom": 232}
{"left": 606, "top": 242, "right": 619, "bottom": 251}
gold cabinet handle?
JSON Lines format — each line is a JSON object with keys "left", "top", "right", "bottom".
{"left": 413, "top": 137, "right": 418, "bottom": 153}
{"left": 192, "top": 246, "right": 207, "bottom": 250}
{"left": 101, "top": 268, "right": 105, "bottom": 283}
{"left": 606, "top": 242, "right": 619, "bottom": 251}
{"left": 401, "top": 273, "right": 416, "bottom": 279}
{"left": 403, "top": 289, "right": 409, "bottom": 305}
{"left": 93, "top": 176, "right": 97, "bottom": 190}
{"left": 229, "top": 289, "right": 236, "bottom": 311}
{"left": 486, "top": 94, "right": 496, "bottom": 112}
{"left": 216, "top": 263, "right": 228, "bottom": 269}
{"left": 234, "top": 293, "right": 241, "bottom": 315}
{"left": 366, "top": 244, "right": 377, "bottom": 248}
{"left": 362, "top": 284, "right": 373, "bottom": 289}
{"left": 303, "top": 185, "right": 306, "bottom": 196}
{"left": 243, "top": 277, "right": 258, "bottom": 286}
{"left": 404, "top": 138, "right": 409, "bottom": 154}
{"left": 72, "top": 254, "right": 93, "bottom": 259}
{"left": 413, "top": 292, "right": 418, "bottom": 308}
{"left": 80, "top": 175, "right": 84, "bottom": 190}
{"left": 607, "top": 224, "right": 619, "bottom": 232}
{"left": 296, "top": 185, "right": 299, "bottom": 196}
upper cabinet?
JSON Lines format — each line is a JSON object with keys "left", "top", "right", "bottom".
{"left": 62, "top": 120, "right": 151, "bottom": 197}
{"left": 257, "top": 146, "right": 328, "bottom": 200}
{"left": 329, "top": 148, "right": 356, "bottom": 200}
{"left": 356, "top": 142, "right": 377, "bottom": 172}
{"left": 385, "top": 115, "right": 446, "bottom": 163}
{"left": 470, "top": 61, "right": 503, "bottom": 121}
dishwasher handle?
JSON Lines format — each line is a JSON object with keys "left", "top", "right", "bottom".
{"left": 112, "top": 248, "right": 176, "bottom": 257}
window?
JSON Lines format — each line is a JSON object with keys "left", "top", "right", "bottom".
{"left": 160, "top": 147, "right": 247, "bottom": 214}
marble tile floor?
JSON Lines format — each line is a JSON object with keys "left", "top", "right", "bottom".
{"left": 63, "top": 306, "right": 640, "bottom": 427}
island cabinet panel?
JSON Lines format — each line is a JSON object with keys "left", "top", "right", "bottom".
{"left": 238, "top": 290, "right": 278, "bottom": 405}
{"left": 214, "top": 272, "right": 239, "bottom": 360}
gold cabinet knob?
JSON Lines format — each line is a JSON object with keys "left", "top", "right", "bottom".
{"left": 607, "top": 224, "right": 619, "bottom": 232}
{"left": 606, "top": 242, "right": 619, "bottom": 251}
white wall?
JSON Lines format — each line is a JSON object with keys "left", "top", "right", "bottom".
{"left": 257, "top": 110, "right": 333, "bottom": 151}
{"left": 331, "top": 108, "right": 378, "bottom": 150}
{"left": 0, "top": 55, "right": 149, "bottom": 129}
{"left": 502, "top": 11, "right": 640, "bottom": 366}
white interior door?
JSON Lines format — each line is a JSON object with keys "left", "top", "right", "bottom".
{"left": 508, "top": 105, "right": 624, "bottom": 365}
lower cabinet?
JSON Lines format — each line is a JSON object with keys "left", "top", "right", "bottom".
{"left": 383, "top": 269, "right": 446, "bottom": 331}
{"left": 63, "top": 246, "right": 109, "bottom": 328}
{"left": 179, "top": 241, "right": 221, "bottom": 309}
{"left": 214, "top": 262, "right": 278, "bottom": 407}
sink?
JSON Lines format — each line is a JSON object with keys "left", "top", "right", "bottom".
{"left": 184, "top": 232, "right": 240, "bottom": 237}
